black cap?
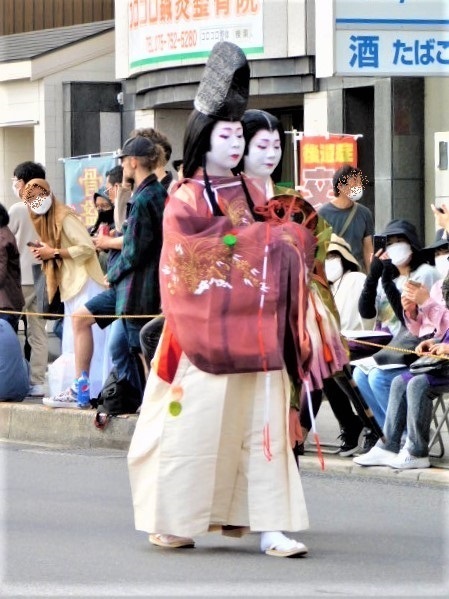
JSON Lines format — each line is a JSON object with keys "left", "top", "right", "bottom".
{"left": 422, "top": 238, "right": 449, "bottom": 264}
{"left": 117, "top": 135, "right": 156, "bottom": 158}
{"left": 93, "top": 186, "right": 111, "bottom": 203}
{"left": 194, "top": 42, "right": 250, "bottom": 121}
{"left": 381, "top": 219, "right": 421, "bottom": 251}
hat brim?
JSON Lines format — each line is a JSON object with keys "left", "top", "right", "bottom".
{"left": 327, "top": 242, "right": 360, "bottom": 270}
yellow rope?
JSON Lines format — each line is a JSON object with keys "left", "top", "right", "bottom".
{"left": 0, "top": 308, "right": 162, "bottom": 320}
{"left": 347, "top": 337, "right": 449, "bottom": 362}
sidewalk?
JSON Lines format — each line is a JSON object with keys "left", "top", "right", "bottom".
{"left": 1, "top": 395, "right": 448, "bottom": 487}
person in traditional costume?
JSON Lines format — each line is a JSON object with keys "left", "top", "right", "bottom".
{"left": 127, "top": 42, "right": 315, "bottom": 558}
{"left": 239, "top": 109, "right": 353, "bottom": 458}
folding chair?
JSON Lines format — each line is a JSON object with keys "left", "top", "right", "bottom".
{"left": 429, "top": 393, "right": 449, "bottom": 459}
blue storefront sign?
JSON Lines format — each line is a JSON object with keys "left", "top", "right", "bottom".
{"left": 316, "top": 0, "right": 449, "bottom": 77}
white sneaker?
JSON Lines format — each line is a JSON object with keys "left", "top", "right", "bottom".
{"left": 353, "top": 445, "right": 397, "bottom": 466}
{"left": 387, "top": 448, "right": 430, "bottom": 470}
{"left": 43, "top": 387, "right": 80, "bottom": 409}
{"left": 28, "top": 384, "right": 45, "bottom": 397}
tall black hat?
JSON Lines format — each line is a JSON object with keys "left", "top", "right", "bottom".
{"left": 194, "top": 42, "right": 250, "bottom": 121}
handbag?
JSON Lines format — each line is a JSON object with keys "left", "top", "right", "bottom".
{"left": 373, "top": 326, "right": 425, "bottom": 367}
{"left": 409, "top": 354, "right": 449, "bottom": 376}
{"left": 32, "top": 263, "right": 64, "bottom": 320}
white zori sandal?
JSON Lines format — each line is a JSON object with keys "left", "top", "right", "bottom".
{"left": 260, "top": 531, "right": 308, "bottom": 558}
{"left": 149, "top": 534, "right": 195, "bottom": 549}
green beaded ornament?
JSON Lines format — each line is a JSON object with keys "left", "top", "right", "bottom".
{"left": 222, "top": 233, "right": 237, "bottom": 247}
{"left": 169, "top": 400, "right": 182, "bottom": 416}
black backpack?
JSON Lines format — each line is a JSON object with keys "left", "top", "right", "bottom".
{"left": 94, "top": 369, "right": 142, "bottom": 430}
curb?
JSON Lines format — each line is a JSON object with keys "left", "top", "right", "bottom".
{"left": 0, "top": 402, "right": 448, "bottom": 487}
{"left": 0, "top": 402, "right": 137, "bottom": 451}
{"left": 299, "top": 454, "right": 449, "bottom": 488}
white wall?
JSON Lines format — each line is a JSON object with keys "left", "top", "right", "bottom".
{"left": 0, "top": 127, "right": 34, "bottom": 209}
{"left": 424, "top": 78, "right": 449, "bottom": 242}
{"left": 0, "top": 50, "right": 116, "bottom": 206}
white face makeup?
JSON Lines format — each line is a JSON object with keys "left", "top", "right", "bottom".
{"left": 244, "top": 129, "right": 282, "bottom": 179}
{"left": 206, "top": 121, "right": 245, "bottom": 175}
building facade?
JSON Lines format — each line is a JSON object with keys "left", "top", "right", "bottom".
{"left": 115, "top": 0, "right": 449, "bottom": 242}
{"left": 0, "top": 0, "right": 117, "bottom": 208}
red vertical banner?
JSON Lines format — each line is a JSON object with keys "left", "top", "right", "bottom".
{"left": 298, "top": 135, "right": 358, "bottom": 209}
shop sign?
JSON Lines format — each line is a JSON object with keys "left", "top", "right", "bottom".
{"left": 296, "top": 135, "right": 358, "bottom": 209}
{"left": 128, "top": 0, "right": 264, "bottom": 73}
{"left": 316, "top": 0, "right": 449, "bottom": 77}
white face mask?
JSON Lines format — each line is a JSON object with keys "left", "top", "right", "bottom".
{"left": 29, "top": 194, "right": 53, "bottom": 215}
{"left": 325, "top": 257, "right": 344, "bottom": 283}
{"left": 12, "top": 180, "right": 22, "bottom": 199}
{"left": 386, "top": 241, "right": 412, "bottom": 266}
{"left": 434, "top": 254, "right": 449, "bottom": 278}
{"left": 349, "top": 186, "right": 363, "bottom": 201}
{"left": 244, "top": 129, "right": 282, "bottom": 179}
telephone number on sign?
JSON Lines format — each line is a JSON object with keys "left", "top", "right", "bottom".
{"left": 146, "top": 30, "right": 198, "bottom": 53}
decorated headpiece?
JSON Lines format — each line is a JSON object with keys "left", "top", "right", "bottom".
{"left": 194, "top": 42, "right": 250, "bottom": 121}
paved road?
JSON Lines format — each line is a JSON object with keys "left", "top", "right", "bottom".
{"left": 1, "top": 442, "right": 448, "bottom": 598}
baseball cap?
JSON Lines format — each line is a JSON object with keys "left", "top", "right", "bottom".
{"left": 117, "top": 135, "right": 155, "bottom": 158}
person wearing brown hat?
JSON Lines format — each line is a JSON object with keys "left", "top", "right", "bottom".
{"left": 128, "top": 42, "right": 312, "bottom": 558}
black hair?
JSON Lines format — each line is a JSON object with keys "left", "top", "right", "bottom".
{"left": 182, "top": 110, "right": 219, "bottom": 179}
{"left": 106, "top": 165, "right": 123, "bottom": 185}
{"left": 0, "top": 202, "right": 10, "bottom": 227}
{"left": 237, "top": 109, "right": 285, "bottom": 182}
{"left": 172, "top": 159, "right": 183, "bottom": 172}
{"left": 13, "top": 161, "right": 46, "bottom": 183}
{"left": 332, "top": 164, "right": 362, "bottom": 197}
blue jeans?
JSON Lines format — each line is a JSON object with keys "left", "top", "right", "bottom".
{"left": 379, "top": 374, "right": 447, "bottom": 457}
{"left": 352, "top": 366, "right": 408, "bottom": 429}
{"left": 108, "top": 319, "right": 143, "bottom": 395}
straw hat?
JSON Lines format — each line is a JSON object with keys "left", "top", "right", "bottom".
{"left": 327, "top": 234, "right": 360, "bottom": 270}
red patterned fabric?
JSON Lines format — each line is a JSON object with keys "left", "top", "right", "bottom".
{"left": 157, "top": 171, "right": 316, "bottom": 377}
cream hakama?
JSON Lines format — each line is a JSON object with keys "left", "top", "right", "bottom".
{"left": 128, "top": 354, "right": 309, "bottom": 538}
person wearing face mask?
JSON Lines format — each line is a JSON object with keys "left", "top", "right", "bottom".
{"left": 89, "top": 186, "right": 116, "bottom": 273}
{"left": 318, "top": 164, "right": 374, "bottom": 273}
{"left": 22, "top": 178, "right": 108, "bottom": 402}
{"left": 8, "top": 161, "right": 49, "bottom": 397}
{"left": 353, "top": 219, "right": 440, "bottom": 453}
{"left": 354, "top": 239, "right": 449, "bottom": 469}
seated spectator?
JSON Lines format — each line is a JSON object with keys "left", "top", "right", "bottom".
{"left": 354, "top": 240, "right": 449, "bottom": 469}
{"left": 0, "top": 202, "right": 25, "bottom": 333}
{"left": 353, "top": 219, "right": 440, "bottom": 452}
{"left": 325, "top": 234, "right": 375, "bottom": 332}
{"left": 308, "top": 234, "right": 376, "bottom": 456}
{"left": 0, "top": 319, "right": 29, "bottom": 402}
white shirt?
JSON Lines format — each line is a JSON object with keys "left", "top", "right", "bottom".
{"left": 331, "top": 271, "right": 375, "bottom": 331}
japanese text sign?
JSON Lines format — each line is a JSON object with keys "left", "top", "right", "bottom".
{"left": 298, "top": 135, "right": 358, "bottom": 209}
{"left": 128, "top": 0, "right": 264, "bottom": 73}
{"left": 64, "top": 156, "right": 116, "bottom": 228}
{"left": 317, "top": 0, "right": 449, "bottom": 77}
